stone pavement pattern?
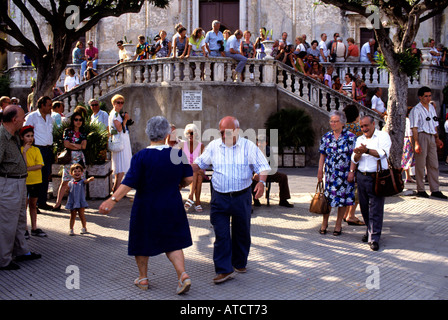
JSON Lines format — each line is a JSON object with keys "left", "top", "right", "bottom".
{"left": 1, "top": 167, "right": 448, "bottom": 300}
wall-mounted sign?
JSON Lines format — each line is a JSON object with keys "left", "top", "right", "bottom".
{"left": 182, "top": 90, "right": 202, "bottom": 111}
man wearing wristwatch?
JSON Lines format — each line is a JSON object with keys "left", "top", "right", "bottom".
{"left": 192, "top": 116, "right": 270, "bottom": 284}
{"left": 349, "top": 115, "right": 391, "bottom": 251}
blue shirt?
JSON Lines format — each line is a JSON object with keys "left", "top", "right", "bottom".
{"left": 90, "top": 110, "right": 109, "bottom": 129}
{"left": 225, "top": 35, "right": 241, "bottom": 54}
{"left": 195, "top": 136, "right": 271, "bottom": 193}
{"left": 205, "top": 30, "right": 224, "bottom": 51}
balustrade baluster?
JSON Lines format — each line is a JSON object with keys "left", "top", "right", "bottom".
{"left": 144, "top": 65, "right": 150, "bottom": 83}
{"left": 203, "top": 61, "right": 211, "bottom": 81}
{"left": 321, "top": 90, "right": 328, "bottom": 111}
{"left": 100, "top": 78, "right": 108, "bottom": 95}
{"left": 173, "top": 61, "right": 180, "bottom": 81}
{"left": 135, "top": 65, "right": 142, "bottom": 84}
{"left": 254, "top": 62, "right": 261, "bottom": 84}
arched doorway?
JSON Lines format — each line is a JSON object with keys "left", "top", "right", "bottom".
{"left": 199, "top": 0, "right": 239, "bottom": 33}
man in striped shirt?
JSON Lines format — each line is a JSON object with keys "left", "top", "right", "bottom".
{"left": 193, "top": 116, "right": 271, "bottom": 284}
{"left": 409, "top": 86, "right": 447, "bottom": 199}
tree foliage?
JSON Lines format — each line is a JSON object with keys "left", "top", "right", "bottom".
{"left": 0, "top": 0, "right": 170, "bottom": 99}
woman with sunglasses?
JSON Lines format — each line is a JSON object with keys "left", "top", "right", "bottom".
{"left": 109, "top": 94, "right": 133, "bottom": 192}
{"left": 53, "top": 112, "right": 87, "bottom": 211}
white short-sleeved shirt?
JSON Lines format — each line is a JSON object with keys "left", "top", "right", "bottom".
{"left": 25, "top": 110, "right": 54, "bottom": 146}
{"left": 64, "top": 75, "right": 80, "bottom": 91}
{"left": 371, "top": 95, "right": 386, "bottom": 113}
{"left": 360, "top": 42, "right": 371, "bottom": 61}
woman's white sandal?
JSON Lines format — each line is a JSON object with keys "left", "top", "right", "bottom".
{"left": 176, "top": 272, "right": 191, "bottom": 295}
{"left": 134, "top": 277, "right": 149, "bottom": 290}
{"left": 184, "top": 199, "right": 194, "bottom": 211}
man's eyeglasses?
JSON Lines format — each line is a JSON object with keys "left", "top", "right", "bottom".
{"left": 91, "top": 104, "right": 99, "bottom": 107}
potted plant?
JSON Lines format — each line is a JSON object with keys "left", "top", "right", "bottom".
{"left": 265, "top": 108, "right": 315, "bottom": 167}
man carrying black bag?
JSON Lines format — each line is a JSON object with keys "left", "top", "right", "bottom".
{"left": 349, "top": 115, "right": 391, "bottom": 251}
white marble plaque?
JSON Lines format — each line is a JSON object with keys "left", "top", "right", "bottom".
{"left": 182, "top": 90, "right": 202, "bottom": 111}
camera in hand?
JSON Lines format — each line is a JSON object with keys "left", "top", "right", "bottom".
{"left": 120, "top": 111, "right": 134, "bottom": 128}
{"left": 217, "top": 40, "right": 224, "bottom": 52}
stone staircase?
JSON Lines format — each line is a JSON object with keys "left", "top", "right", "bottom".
{"left": 51, "top": 57, "right": 382, "bottom": 124}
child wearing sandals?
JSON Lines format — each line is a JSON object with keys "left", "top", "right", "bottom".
{"left": 20, "top": 125, "right": 47, "bottom": 238}
{"left": 66, "top": 163, "right": 94, "bottom": 235}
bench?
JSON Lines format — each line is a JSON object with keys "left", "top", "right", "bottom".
{"left": 201, "top": 168, "right": 272, "bottom": 206}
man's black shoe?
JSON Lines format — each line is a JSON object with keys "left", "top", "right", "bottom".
{"left": 0, "top": 262, "right": 20, "bottom": 270}
{"left": 253, "top": 199, "right": 261, "bottom": 207}
{"left": 431, "top": 191, "right": 448, "bottom": 199}
{"left": 37, "top": 203, "right": 53, "bottom": 211}
{"left": 361, "top": 233, "right": 368, "bottom": 243}
{"left": 369, "top": 241, "right": 379, "bottom": 251}
{"left": 416, "top": 191, "right": 429, "bottom": 198}
{"left": 279, "top": 200, "right": 294, "bottom": 208}
{"left": 15, "top": 252, "right": 41, "bottom": 262}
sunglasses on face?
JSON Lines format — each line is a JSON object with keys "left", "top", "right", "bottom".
{"left": 91, "top": 104, "right": 99, "bottom": 106}
{"left": 74, "top": 118, "right": 83, "bottom": 122}
{"left": 115, "top": 101, "right": 124, "bottom": 105}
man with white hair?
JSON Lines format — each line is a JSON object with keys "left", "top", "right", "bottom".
{"left": 360, "top": 38, "right": 376, "bottom": 64}
{"left": 205, "top": 20, "right": 225, "bottom": 57}
{"left": 225, "top": 30, "right": 247, "bottom": 82}
{"left": 192, "top": 116, "right": 270, "bottom": 284}
{"left": 0, "top": 105, "right": 42, "bottom": 270}
{"left": 89, "top": 99, "right": 108, "bottom": 130}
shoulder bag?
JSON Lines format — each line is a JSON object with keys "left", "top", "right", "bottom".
{"left": 57, "top": 149, "right": 72, "bottom": 165}
{"left": 108, "top": 132, "right": 124, "bottom": 152}
{"left": 374, "top": 153, "right": 404, "bottom": 197}
{"left": 310, "top": 181, "right": 331, "bottom": 214}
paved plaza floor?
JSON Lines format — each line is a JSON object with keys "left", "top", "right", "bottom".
{"left": 1, "top": 165, "right": 447, "bottom": 311}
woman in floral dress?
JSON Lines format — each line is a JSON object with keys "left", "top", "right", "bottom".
{"left": 318, "top": 110, "right": 357, "bottom": 236}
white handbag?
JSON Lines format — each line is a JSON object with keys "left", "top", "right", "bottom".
{"left": 108, "top": 132, "right": 124, "bottom": 152}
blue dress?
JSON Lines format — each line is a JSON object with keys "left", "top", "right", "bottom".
{"left": 122, "top": 147, "right": 193, "bottom": 257}
{"left": 319, "top": 128, "right": 356, "bottom": 207}
{"left": 65, "top": 179, "right": 89, "bottom": 210}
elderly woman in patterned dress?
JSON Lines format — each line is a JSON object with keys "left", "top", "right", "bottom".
{"left": 317, "top": 110, "right": 357, "bottom": 236}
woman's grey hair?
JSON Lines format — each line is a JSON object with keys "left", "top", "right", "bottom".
{"left": 145, "top": 116, "right": 171, "bottom": 142}
{"left": 329, "top": 110, "right": 347, "bottom": 125}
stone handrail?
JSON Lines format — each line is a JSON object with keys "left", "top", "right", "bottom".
{"left": 6, "top": 57, "right": 446, "bottom": 120}
{"left": 275, "top": 62, "right": 383, "bottom": 124}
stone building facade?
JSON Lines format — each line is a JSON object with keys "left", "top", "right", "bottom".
{"left": 4, "top": 0, "right": 448, "bottom": 68}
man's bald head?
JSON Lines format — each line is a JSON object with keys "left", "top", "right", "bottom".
{"left": 2, "top": 105, "right": 25, "bottom": 132}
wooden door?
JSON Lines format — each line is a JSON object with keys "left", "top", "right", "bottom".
{"left": 199, "top": 0, "right": 239, "bottom": 33}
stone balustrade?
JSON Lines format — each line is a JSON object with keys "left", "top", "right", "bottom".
{"left": 5, "top": 57, "right": 447, "bottom": 120}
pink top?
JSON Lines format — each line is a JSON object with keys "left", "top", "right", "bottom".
{"left": 183, "top": 141, "right": 203, "bottom": 164}
{"left": 85, "top": 47, "right": 99, "bottom": 59}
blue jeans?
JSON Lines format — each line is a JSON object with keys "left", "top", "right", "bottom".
{"left": 225, "top": 52, "right": 248, "bottom": 73}
{"left": 210, "top": 187, "right": 252, "bottom": 274}
{"left": 80, "top": 60, "right": 98, "bottom": 80}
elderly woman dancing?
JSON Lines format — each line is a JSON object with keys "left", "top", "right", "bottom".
{"left": 317, "top": 110, "right": 357, "bottom": 236}
{"left": 99, "top": 116, "right": 194, "bottom": 295}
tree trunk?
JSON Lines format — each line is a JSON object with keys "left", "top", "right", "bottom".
{"left": 384, "top": 69, "right": 409, "bottom": 168}
{"left": 33, "top": 55, "right": 67, "bottom": 106}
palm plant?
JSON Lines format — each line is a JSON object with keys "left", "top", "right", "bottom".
{"left": 265, "top": 108, "right": 315, "bottom": 153}
{"left": 52, "top": 120, "right": 109, "bottom": 165}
